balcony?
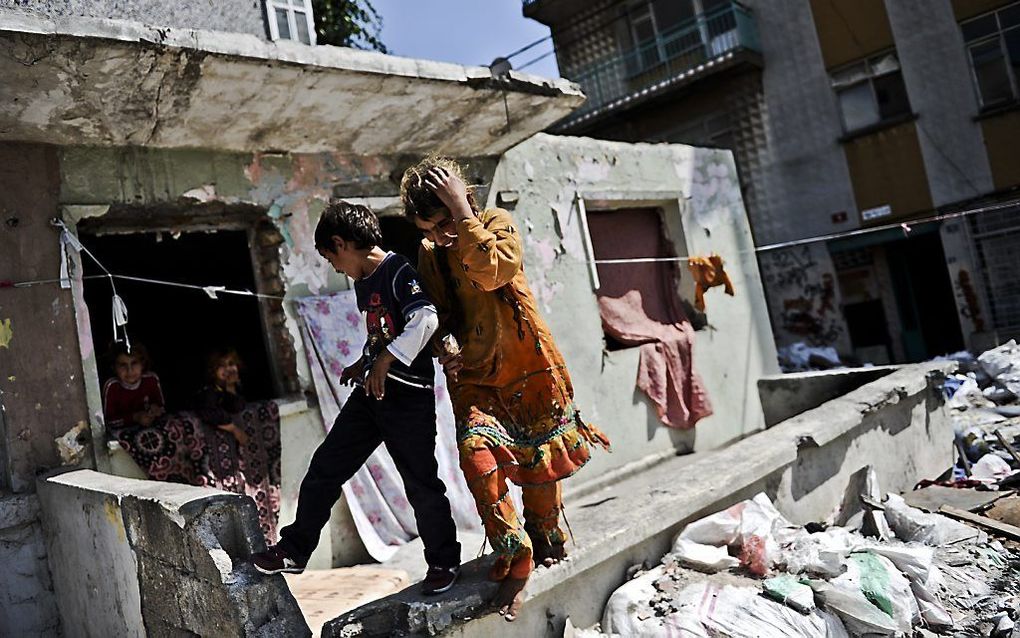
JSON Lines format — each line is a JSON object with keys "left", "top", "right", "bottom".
{"left": 553, "top": 1, "right": 762, "bottom": 132}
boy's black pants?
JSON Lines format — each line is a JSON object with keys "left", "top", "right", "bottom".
{"left": 278, "top": 379, "right": 461, "bottom": 567}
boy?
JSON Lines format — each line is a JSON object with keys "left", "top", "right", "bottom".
{"left": 252, "top": 200, "right": 461, "bottom": 595}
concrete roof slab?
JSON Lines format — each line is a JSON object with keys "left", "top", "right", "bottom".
{"left": 0, "top": 10, "right": 585, "bottom": 155}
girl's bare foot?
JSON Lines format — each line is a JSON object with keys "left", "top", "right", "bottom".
{"left": 493, "top": 576, "right": 528, "bottom": 622}
{"left": 532, "top": 540, "right": 568, "bottom": 568}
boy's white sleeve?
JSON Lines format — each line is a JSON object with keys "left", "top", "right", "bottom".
{"left": 386, "top": 306, "right": 438, "bottom": 366}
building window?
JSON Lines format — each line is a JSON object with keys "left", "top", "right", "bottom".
{"left": 961, "top": 2, "right": 1020, "bottom": 108}
{"left": 831, "top": 52, "right": 911, "bottom": 133}
{"left": 266, "top": 0, "right": 316, "bottom": 45}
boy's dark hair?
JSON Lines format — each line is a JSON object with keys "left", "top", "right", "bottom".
{"left": 400, "top": 155, "right": 479, "bottom": 219}
{"left": 314, "top": 200, "right": 382, "bottom": 252}
{"left": 106, "top": 341, "right": 150, "bottom": 372}
{"left": 206, "top": 347, "right": 243, "bottom": 386}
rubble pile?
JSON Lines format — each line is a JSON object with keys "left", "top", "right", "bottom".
{"left": 562, "top": 342, "right": 1020, "bottom": 637}
{"left": 943, "top": 341, "right": 1020, "bottom": 494}
{"left": 567, "top": 486, "right": 1019, "bottom": 638}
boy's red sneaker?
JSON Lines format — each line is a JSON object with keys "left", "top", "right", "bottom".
{"left": 421, "top": 565, "right": 460, "bottom": 595}
{"left": 252, "top": 545, "right": 306, "bottom": 575}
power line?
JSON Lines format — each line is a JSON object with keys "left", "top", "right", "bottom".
{"left": 509, "top": 1, "right": 635, "bottom": 71}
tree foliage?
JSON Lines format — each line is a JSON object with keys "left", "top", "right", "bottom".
{"left": 311, "top": 0, "right": 388, "bottom": 52}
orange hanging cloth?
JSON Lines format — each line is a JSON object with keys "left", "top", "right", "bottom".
{"left": 687, "top": 254, "right": 735, "bottom": 311}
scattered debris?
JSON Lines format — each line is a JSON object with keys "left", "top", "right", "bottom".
{"left": 577, "top": 483, "right": 1019, "bottom": 637}
{"left": 904, "top": 484, "right": 1009, "bottom": 513}
{"left": 54, "top": 421, "right": 90, "bottom": 465}
{"left": 778, "top": 342, "right": 842, "bottom": 372}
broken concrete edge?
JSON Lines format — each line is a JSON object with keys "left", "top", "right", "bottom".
{"left": 42, "top": 468, "right": 243, "bottom": 531}
{"left": 323, "top": 361, "right": 955, "bottom": 636}
{"left": 778, "top": 361, "right": 955, "bottom": 449}
{"left": 0, "top": 8, "right": 584, "bottom": 101}
{"left": 757, "top": 365, "right": 900, "bottom": 427}
{"left": 36, "top": 469, "right": 311, "bottom": 637}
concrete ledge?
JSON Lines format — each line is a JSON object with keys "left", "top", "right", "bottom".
{"left": 0, "top": 10, "right": 584, "bottom": 155}
{"left": 37, "top": 470, "right": 310, "bottom": 637}
{"left": 324, "top": 362, "right": 955, "bottom": 636}
{"left": 758, "top": 365, "right": 898, "bottom": 427}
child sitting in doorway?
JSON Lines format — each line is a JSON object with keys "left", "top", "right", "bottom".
{"left": 195, "top": 348, "right": 249, "bottom": 448}
{"left": 251, "top": 200, "right": 462, "bottom": 595}
{"left": 102, "top": 341, "right": 166, "bottom": 430}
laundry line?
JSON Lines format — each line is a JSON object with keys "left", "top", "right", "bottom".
{"left": 0, "top": 272, "right": 285, "bottom": 301}
{"left": 755, "top": 196, "right": 1020, "bottom": 253}
{"left": 5, "top": 195, "right": 1019, "bottom": 293}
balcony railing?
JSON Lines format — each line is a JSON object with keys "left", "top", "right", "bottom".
{"left": 557, "top": 1, "right": 760, "bottom": 129}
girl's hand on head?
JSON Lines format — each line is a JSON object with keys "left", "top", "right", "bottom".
{"left": 424, "top": 167, "right": 472, "bottom": 219}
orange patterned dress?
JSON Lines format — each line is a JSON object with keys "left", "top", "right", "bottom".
{"left": 418, "top": 208, "right": 609, "bottom": 579}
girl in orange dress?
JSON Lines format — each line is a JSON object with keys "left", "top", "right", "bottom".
{"left": 401, "top": 157, "right": 610, "bottom": 620}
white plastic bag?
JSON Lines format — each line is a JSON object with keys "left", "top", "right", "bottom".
{"left": 678, "top": 502, "right": 744, "bottom": 546}
{"left": 669, "top": 538, "right": 739, "bottom": 573}
{"left": 842, "top": 552, "right": 919, "bottom": 632}
{"left": 737, "top": 493, "right": 792, "bottom": 575}
{"left": 971, "top": 453, "right": 1015, "bottom": 482}
{"left": 809, "top": 580, "right": 899, "bottom": 636}
{"left": 779, "top": 526, "right": 855, "bottom": 577}
{"left": 978, "top": 340, "right": 1020, "bottom": 396}
{"left": 883, "top": 493, "right": 981, "bottom": 545}
{"left": 677, "top": 493, "right": 792, "bottom": 575}
{"left": 667, "top": 582, "right": 849, "bottom": 638}
{"left": 601, "top": 566, "right": 663, "bottom": 636}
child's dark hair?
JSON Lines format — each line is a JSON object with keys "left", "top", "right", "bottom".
{"left": 314, "top": 200, "right": 382, "bottom": 252}
{"left": 400, "top": 155, "right": 479, "bottom": 219}
{"left": 106, "top": 341, "right": 150, "bottom": 372}
{"left": 206, "top": 348, "right": 243, "bottom": 386}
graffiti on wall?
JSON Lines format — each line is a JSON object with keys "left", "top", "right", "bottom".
{"left": 759, "top": 245, "right": 847, "bottom": 348}
{"left": 954, "top": 269, "right": 986, "bottom": 333}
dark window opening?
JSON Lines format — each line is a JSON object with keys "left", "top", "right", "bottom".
{"left": 832, "top": 52, "right": 912, "bottom": 133}
{"left": 586, "top": 207, "right": 701, "bottom": 352}
{"left": 81, "top": 230, "right": 278, "bottom": 412}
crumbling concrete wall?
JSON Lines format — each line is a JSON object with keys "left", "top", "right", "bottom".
{"left": 0, "top": 142, "right": 91, "bottom": 637}
{"left": 486, "top": 134, "right": 779, "bottom": 469}
{"left": 0, "top": 0, "right": 268, "bottom": 39}
{"left": 37, "top": 469, "right": 310, "bottom": 637}
{"left": 0, "top": 494, "right": 60, "bottom": 635}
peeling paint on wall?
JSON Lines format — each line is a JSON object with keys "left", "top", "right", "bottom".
{"left": 0, "top": 317, "right": 12, "bottom": 348}
{"left": 242, "top": 153, "right": 404, "bottom": 296}
{"left": 489, "top": 133, "right": 778, "bottom": 462}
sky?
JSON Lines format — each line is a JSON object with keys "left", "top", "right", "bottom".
{"left": 369, "top": 0, "right": 561, "bottom": 78}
